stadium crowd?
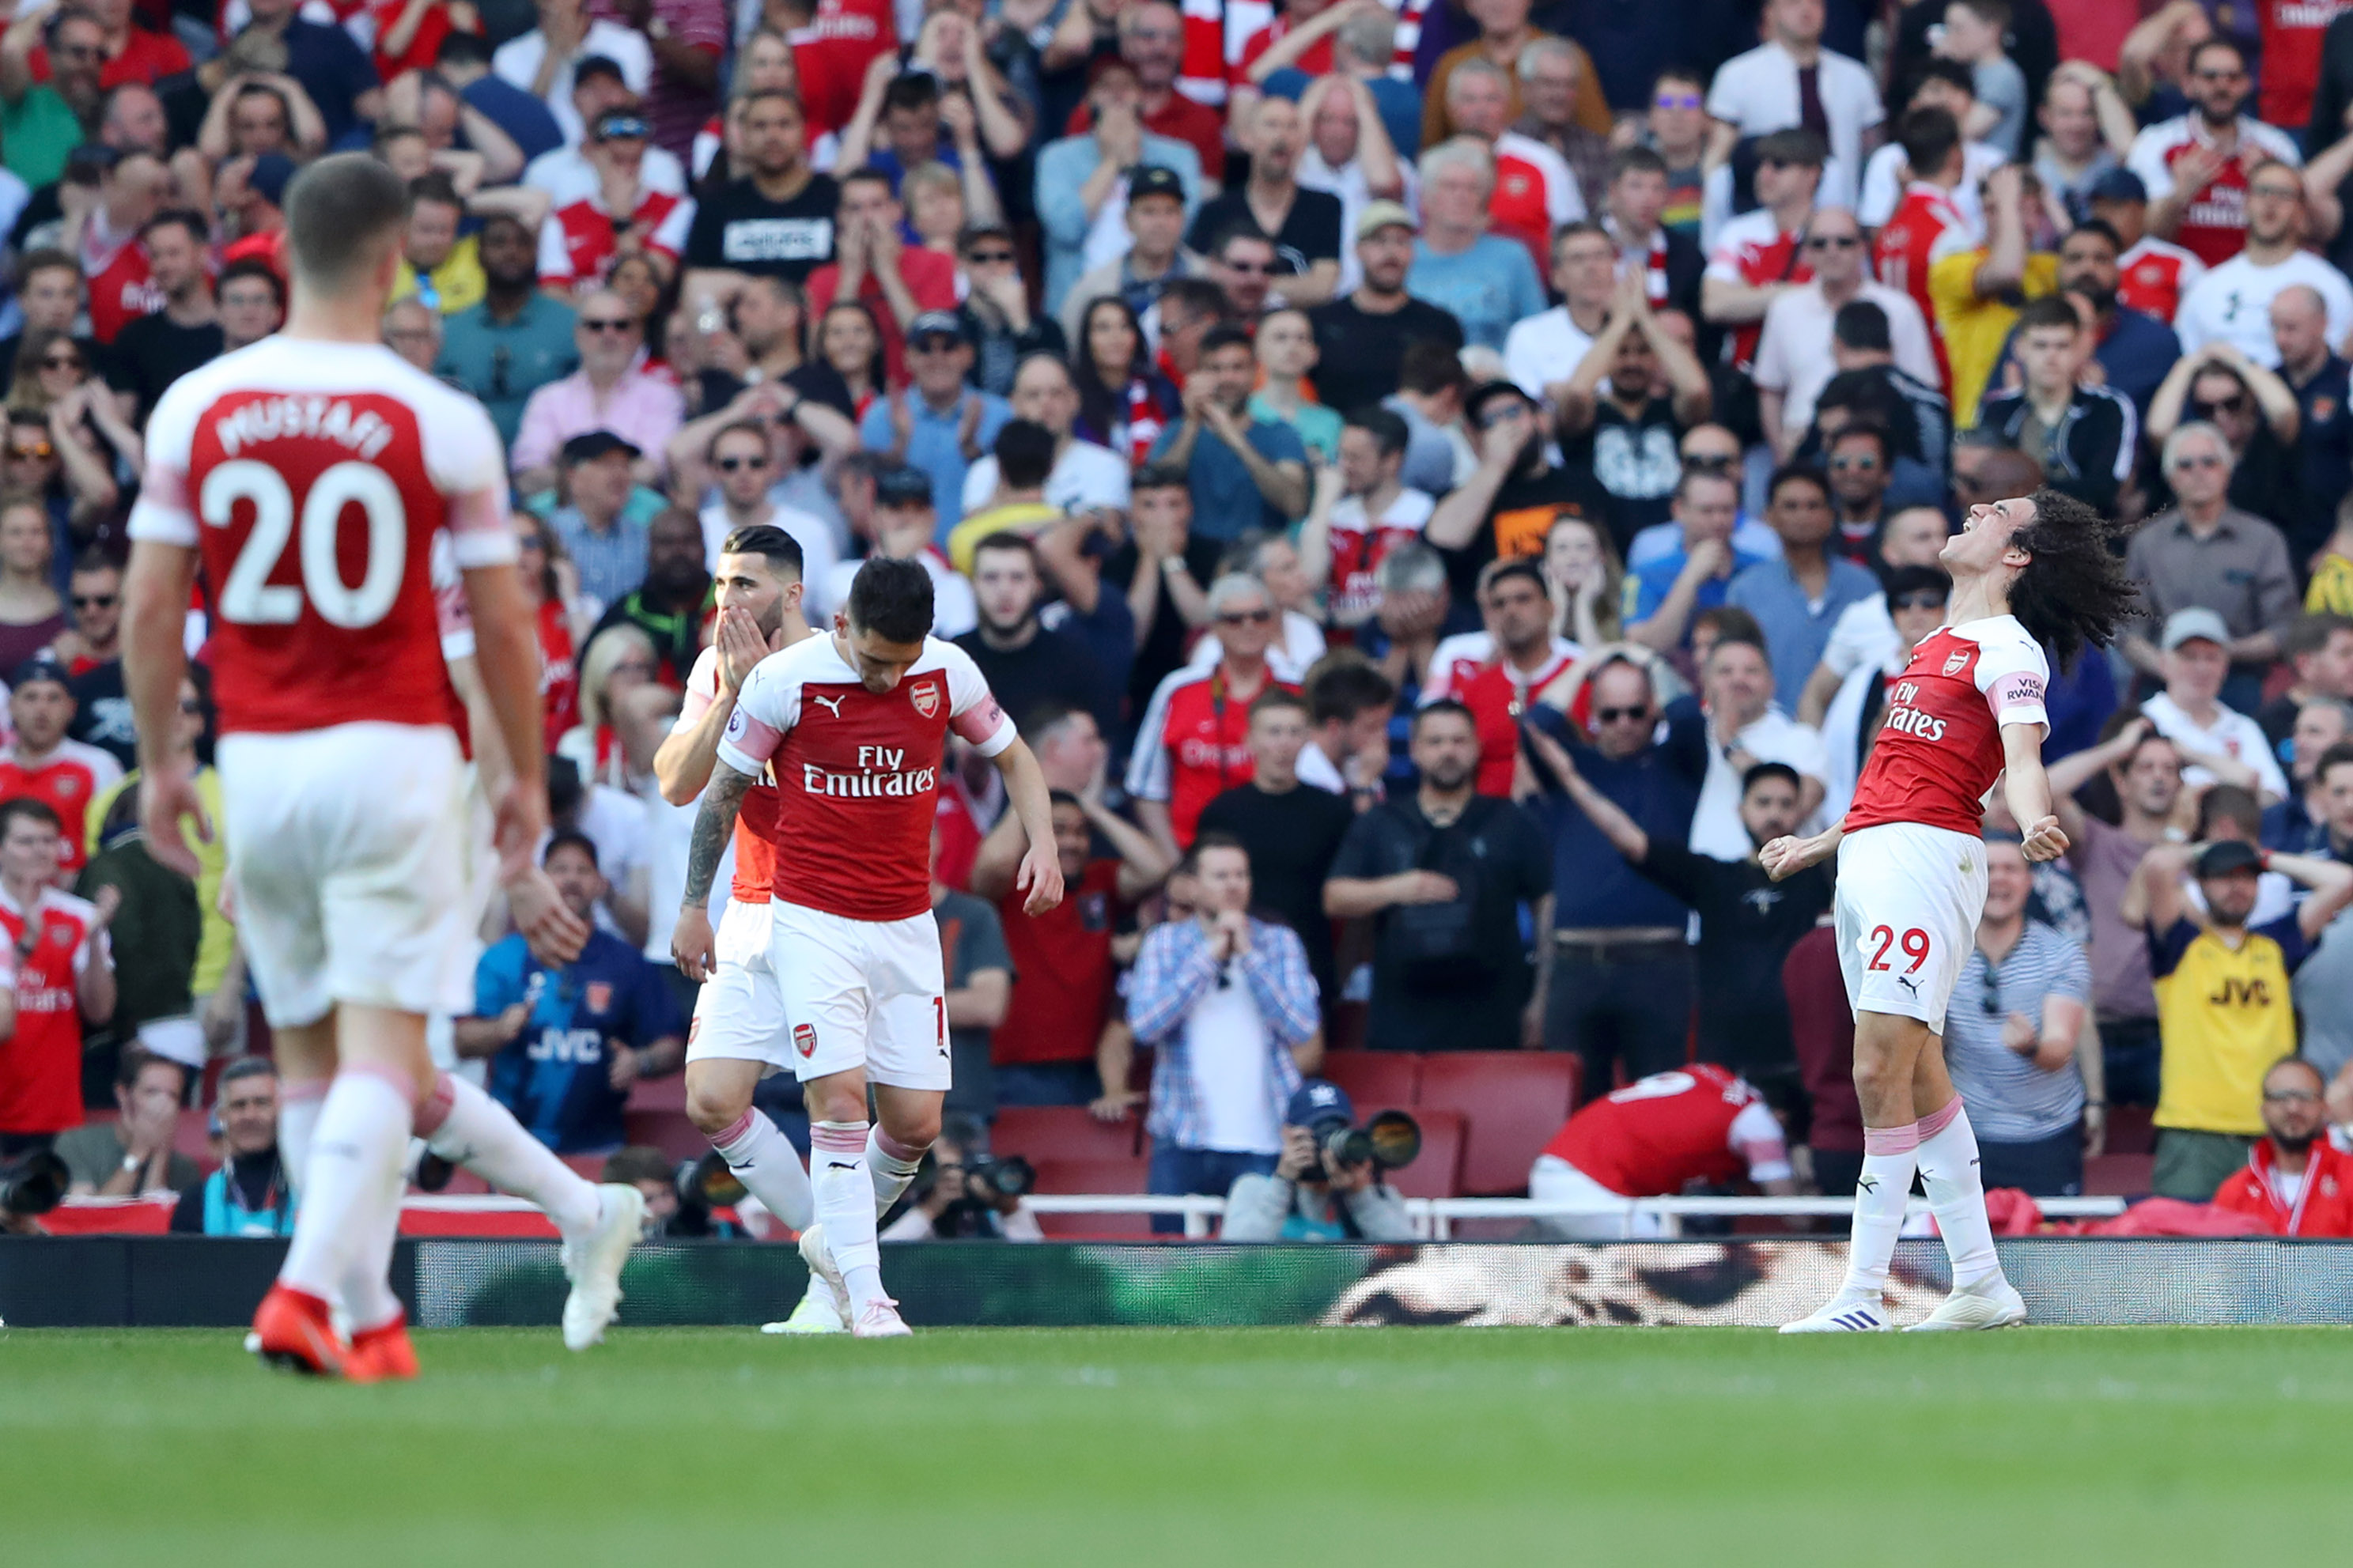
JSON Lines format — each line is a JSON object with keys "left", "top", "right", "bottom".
{"left": 10, "top": 0, "right": 2353, "bottom": 1245}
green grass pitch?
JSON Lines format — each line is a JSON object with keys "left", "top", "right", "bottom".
{"left": 8, "top": 1325, "right": 2345, "bottom": 1566}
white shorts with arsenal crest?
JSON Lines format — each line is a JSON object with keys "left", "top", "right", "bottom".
{"left": 768, "top": 899, "right": 949, "bottom": 1091}
{"left": 1833, "top": 822, "right": 1990, "bottom": 1034}
{"left": 685, "top": 897, "right": 789, "bottom": 1071}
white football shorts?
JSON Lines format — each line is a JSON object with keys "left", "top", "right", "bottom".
{"left": 768, "top": 899, "right": 948, "bottom": 1091}
{"left": 1833, "top": 821, "right": 1990, "bottom": 1035}
{"left": 686, "top": 897, "right": 790, "bottom": 1071}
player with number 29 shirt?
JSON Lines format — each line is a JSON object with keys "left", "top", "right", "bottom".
{"left": 1761, "top": 490, "right": 2134, "bottom": 1335}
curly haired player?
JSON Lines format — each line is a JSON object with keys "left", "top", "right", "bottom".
{"left": 1761, "top": 490, "right": 2134, "bottom": 1332}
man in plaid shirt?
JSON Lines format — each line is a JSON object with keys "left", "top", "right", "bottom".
{"left": 1128, "top": 831, "right": 1322, "bottom": 1232}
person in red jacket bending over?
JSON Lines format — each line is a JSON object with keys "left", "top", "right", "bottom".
{"left": 2210, "top": 1057, "right": 2353, "bottom": 1237}
{"left": 1530, "top": 1065, "right": 1797, "bottom": 1239}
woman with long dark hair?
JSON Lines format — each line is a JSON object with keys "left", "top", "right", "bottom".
{"left": 818, "top": 299, "right": 887, "bottom": 420}
{"left": 1069, "top": 296, "right": 1179, "bottom": 464}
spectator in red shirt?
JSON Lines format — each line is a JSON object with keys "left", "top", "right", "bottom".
{"left": 971, "top": 771, "right": 1170, "bottom": 1109}
{"left": 1068, "top": 1, "right": 1225, "bottom": 184}
{"left": 0, "top": 656, "right": 123, "bottom": 878}
{"left": 2209, "top": 1056, "right": 2353, "bottom": 1236}
{"left": 805, "top": 168, "right": 959, "bottom": 388}
{"left": 1127, "top": 572, "right": 1300, "bottom": 858}
{"left": 28, "top": 0, "right": 188, "bottom": 90}
{"left": 0, "top": 797, "right": 117, "bottom": 1154}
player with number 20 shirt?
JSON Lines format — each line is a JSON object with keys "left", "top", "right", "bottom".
{"left": 1761, "top": 491, "right": 2133, "bottom": 1336}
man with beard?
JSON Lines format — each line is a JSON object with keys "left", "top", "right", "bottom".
{"left": 1553, "top": 278, "right": 1713, "bottom": 552}
{"left": 953, "top": 532, "right": 1110, "bottom": 741}
{"left": 1426, "top": 379, "right": 1608, "bottom": 605}
{"left": 1186, "top": 95, "right": 1342, "bottom": 307}
{"left": 2210, "top": 1057, "right": 2353, "bottom": 1235}
{"left": 1150, "top": 323, "right": 1309, "bottom": 542}
{"left": 103, "top": 210, "right": 220, "bottom": 421}
{"left": 1306, "top": 203, "right": 1463, "bottom": 406}
{"left": 2173, "top": 161, "right": 2351, "bottom": 366}
{"left": 589, "top": 509, "right": 710, "bottom": 686}
{"left": 1326, "top": 700, "right": 1552, "bottom": 1053}
{"left": 1424, "top": 559, "right": 1577, "bottom": 798}
{"left": 694, "top": 417, "right": 841, "bottom": 619}
{"left": 682, "top": 89, "right": 841, "bottom": 294}
{"left": 2127, "top": 37, "right": 2302, "bottom": 268}
{"left": 438, "top": 214, "right": 581, "bottom": 446}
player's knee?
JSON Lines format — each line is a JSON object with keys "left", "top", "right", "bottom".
{"left": 878, "top": 1103, "right": 940, "bottom": 1153}
{"left": 683, "top": 1075, "right": 751, "bottom": 1135}
{"left": 803, "top": 1079, "right": 868, "bottom": 1127}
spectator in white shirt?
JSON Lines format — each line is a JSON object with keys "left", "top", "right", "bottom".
{"left": 2139, "top": 607, "right": 2290, "bottom": 805}
{"left": 1685, "top": 629, "right": 1827, "bottom": 861}
{"left": 1504, "top": 222, "right": 1616, "bottom": 402}
{"left": 1753, "top": 209, "right": 1937, "bottom": 455}
{"left": 2171, "top": 160, "right": 2353, "bottom": 368}
{"left": 496, "top": 2, "right": 656, "bottom": 150}
{"left": 1704, "top": 0, "right": 1884, "bottom": 210}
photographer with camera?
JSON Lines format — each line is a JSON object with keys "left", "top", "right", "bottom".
{"left": 878, "top": 1113, "right": 1042, "bottom": 1241}
{"left": 1221, "top": 1081, "right": 1417, "bottom": 1243}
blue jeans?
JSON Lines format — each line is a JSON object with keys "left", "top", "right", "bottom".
{"left": 1146, "top": 1144, "right": 1279, "bottom": 1235}
{"left": 994, "top": 1061, "right": 1102, "bottom": 1108}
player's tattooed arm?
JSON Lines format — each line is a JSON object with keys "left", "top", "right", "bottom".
{"left": 682, "top": 761, "right": 755, "bottom": 909}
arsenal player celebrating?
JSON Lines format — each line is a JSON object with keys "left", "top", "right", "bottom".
{"left": 1761, "top": 490, "right": 2133, "bottom": 1332}
{"left": 676, "top": 557, "right": 1061, "bottom": 1336}
{"left": 120, "top": 155, "right": 596, "bottom": 1380}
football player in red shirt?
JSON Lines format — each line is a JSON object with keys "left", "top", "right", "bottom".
{"left": 1763, "top": 490, "right": 2134, "bottom": 1332}
{"left": 675, "top": 557, "right": 1062, "bottom": 1336}
{"left": 121, "top": 155, "right": 599, "bottom": 1381}
{"left": 1530, "top": 1066, "right": 1797, "bottom": 1237}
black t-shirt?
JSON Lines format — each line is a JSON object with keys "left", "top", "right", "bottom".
{"left": 105, "top": 314, "right": 225, "bottom": 421}
{"left": 1186, "top": 187, "right": 1345, "bottom": 276}
{"left": 67, "top": 659, "right": 134, "bottom": 770}
{"left": 683, "top": 174, "right": 842, "bottom": 283}
{"left": 1305, "top": 295, "right": 1465, "bottom": 406}
{"left": 1633, "top": 842, "right": 1833, "bottom": 1075}
{"left": 1557, "top": 395, "right": 1688, "bottom": 554}
{"left": 1194, "top": 780, "right": 1356, "bottom": 1000}
{"left": 1104, "top": 533, "right": 1226, "bottom": 716}
{"left": 1442, "top": 460, "right": 1611, "bottom": 603}
{"left": 1328, "top": 793, "right": 1551, "bottom": 1052}
{"left": 952, "top": 624, "right": 1107, "bottom": 737}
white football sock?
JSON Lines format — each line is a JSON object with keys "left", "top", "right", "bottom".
{"left": 339, "top": 1150, "right": 409, "bottom": 1333}
{"left": 709, "top": 1108, "right": 815, "bottom": 1231}
{"left": 277, "top": 1067, "right": 412, "bottom": 1304}
{"left": 418, "top": 1071, "right": 600, "bottom": 1236}
{"left": 1914, "top": 1098, "right": 2003, "bottom": 1289}
{"left": 810, "top": 1119, "right": 887, "bottom": 1313}
{"left": 277, "top": 1077, "right": 327, "bottom": 1195}
{"left": 1840, "top": 1121, "right": 1920, "bottom": 1299}
{"left": 867, "top": 1126, "right": 926, "bottom": 1215}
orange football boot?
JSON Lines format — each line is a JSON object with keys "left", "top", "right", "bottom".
{"left": 252, "top": 1285, "right": 349, "bottom": 1377}
{"left": 346, "top": 1315, "right": 420, "bottom": 1382}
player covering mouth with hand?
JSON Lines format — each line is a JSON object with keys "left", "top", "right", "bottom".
{"left": 1761, "top": 491, "right": 2135, "bottom": 1332}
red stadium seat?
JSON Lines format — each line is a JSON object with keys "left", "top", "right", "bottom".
{"left": 1414, "top": 1053, "right": 1579, "bottom": 1196}
{"left": 1318, "top": 1051, "right": 1421, "bottom": 1113}
{"left": 2084, "top": 1154, "right": 2154, "bottom": 1196}
{"left": 562, "top": 1154, "right": 611, "bottom": 1181}
{"left": 2104, "top": 1104, "right": 2155, "bottom": 1155}
{"left": 1384, "top": 1109, "right": 1465, "bottom": 1199}
{"left": 992, "top": 1105, "right": 1143, "bottom": 1163}
{"left": 628, "top": 1074, "right": 689, "bottom": 1114}
{"left": 1028, "top": 1155, "right": 1153, "bottom": 1238}
{"left": 622, "top": 1109, "right": 709, "bottom": 1162}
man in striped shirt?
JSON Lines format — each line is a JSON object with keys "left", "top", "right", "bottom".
{"left": 1942, "top": 833, "right": 2094, "bottom": 1196}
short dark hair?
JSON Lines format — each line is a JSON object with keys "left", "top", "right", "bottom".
{"left": 1610, "top": 145, "right": 1669, "bottom": 183}
{"left": 544, "top": 829, "right": 600, "bottom": 868}
{"left": 2066, "top": 217, "right": 2123, "bottom": 254}
{"left": 882, "top": 74, "right": 940, "bottom": 115}
{"left": 0, "top": 796, "right": 62, "bottom": 838}
{"left": 718, "top": 523, "right": 804, "bottom": 580}
{"left": 847, "top": 555, "right": 935, "bottom": 644}
{"left": 1131, "top": 460, "right": 1190, "bottom": 495}
{"left": 1480, "top": 557, "right": 1550, "bottom": 600}
{"left": 1344, "top": 405, "right": 1409, "bottom": 457}
{"left": 1833, "top": 300, "right": 1891, "bottom": 353}
{"left": 1411, "top": 697, "right": 1478, "bottom": 737}
{"left": 993, "top": 419, "right": 1057, "bottom": 489}
{"left": 838, "top": 166, "right": 894, "bottom": 202}
{"left": 600, "top": 1146, "right": 674, "bottom": 1188}
{"left": 2285, "top": 612, "right": 2353, "bottom": 662}
{"left": 1741, "top": 761, "right": 1802, "bottom": 796}
{"left": 285, "top": 153, "right": 412, "bottom": 290}
{"left": 1896, "top": 106, "right": 1962, "bottom": 179}
{"left": 1829, "top": 421, "right": 1890, "bottom": 462}
{"left": 1767, "top": 463, "right": 1831, "bottom": 504}
{"left": 1200, "top": 322, "right": 1255, "bottom": 360}
{"left": 112, "top": 1046, "right": 186, "bottom": 1095}
{"left": 216, "top": 257, "right": 286, "bottom": 309}
{"left": 1248, "top": 686, "right": 1310, "bottom": 722}
{"left": 2315, "top": 740, "right": 2353, "bottom": 786}
{"left": 1158, "top": 276, "right": 1230, "bottom": 327}
{"left": 1753, "top": 127, "right": 1828, "bottom": 168}
{"left": 218, "top": 1054, "right": 278, "bottom": 1091}
{"left": 1906, "top": 57, "right": 1975, "bottom": 104}
{"left": 142, "top": 208, "right": 207, "bottom": 248}
{"left": 2195, "top": 784, "right": 2264, "bottom": 841}
{"left": 1305, "top": 659, "right": 1397, "bottom": 726}
{"left": 1882, "top": 564, "right": 1951, "bottom": 603}
{"left": 2015, "top": 296, "right": 2080, "bottom": 335}
{"left": 1398, "top": 338, "right": 1469, "bottom": 395}
{"left": 16, "top": 248, "right": 78, "bottom": 289}
{"left": 1212, "top": 220, "right": 1273, "bottom": 257}
{"left": 972, "top": 531, "right": 1043, "bottom": 572}
{"left": 435, "top": 29, "right": 491, "bottom": 69}
{"left": 2187, "top": 37, "right": 2244, "bottom": 77}
{"left": 1181, "top": 829, "right": 1250, "bottom": 877}
{"left": 406, "top": 171, "right": 464, "bottom": 213}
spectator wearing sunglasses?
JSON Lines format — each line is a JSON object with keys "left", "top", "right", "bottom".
{"left": 1127, "top": 572, "right": 1302, "bottom": 858}
{"left": 1753, "top": 210, "right": 1937, "bottom": 459}
{"left": 511, "top": 289, "right": 686, "bottom": 495}
{"left": 1817, "top": 421, "right": 1893, "bottom": 561}
{"left": 2146, "top": 346, "right": 2306, "bottom": 561}
{"left": 1637, "top": 69, "right": 1710, "bottom": 238}
{"left": 2209, "top": 1058, "right": 2353, "bottom": 1236}
{"left": 956, "top": 223, "right": 1065, "bottom": 399}
{"left": 59, "top": 553, "right": 134, "bottom": 771}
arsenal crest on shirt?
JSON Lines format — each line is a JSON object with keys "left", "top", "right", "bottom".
{"left": 1943, "top": 649, "right": 1971, "bottom": 678}
{"left": 911, "top": 679, "right": 940, "bottom": 719}
{"left": 584, "top": 982, "right": 613, "bottom": 1013}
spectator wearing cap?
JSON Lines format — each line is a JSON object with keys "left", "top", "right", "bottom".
{"left": 2137, "top": 609, "right": 2291, "bottom": 806}
{"left": 957, "top": 223, "right": 1065, "bottom": 399}
{"left": 857, "top": 311, "right": 1010, "bottom": 523}
{"left": 1151, "top": 323, "right": 1311, "bottom": 542}
{"left": 1307, "top": 202, "right": 1464, "bottom": 406}
{"left": 1220, "top": 1079, "right": 1413, "bottom": 1242}
{"left": 538, "top": 110, "right": 695, "bottom": 299}
{"left": 1129, "top": 831, "right": 1322, "bottom": 1232}
{"left": 2084, "top": 166, "right": 2206, "bottom": 325}
{"left": 547, "top": 433, "right": 653, "bottom": 606}
{"left": 57, "top": 1050, "right": 195, "bottom": 1197}
{"left": 511, "top": 288, "right": 686, "bottom": 494}
{"left": 0, "top": 655, "right": 121, "bottom": 879}
{"left": 437, "top": 213, "right": 581, "bottom": 447}
{"left": 2209, "top": 1057, "right": 2353, "bottom": 1237}
{"left": 1055, "top": 165, "right": 1207, "bottom": 349}
{"left": 1036, "top": 55, "right": 1205, "bottom": 317}
{"left": 521, "top": 53, "right": 687, "bottom": 208}
{"left": 807, "top": 168, "right": 959, "bottom": 387}
{"left": 168, "top": 1056, "right": 293, "bottom": 1236}
{"left": 494, "top": 0, "right": 654, "bottom": 149}
{"left": 823, "top": 459, "right": 976, "bottom": 638}
{"left": 2121, "top": 434, "right": 2298, "bottom": 713}
{"left": 199, "top": 0, "right": 384, "bottom": 149}
{"left": 2124, "top": 837, "right": 2353, "bottom": 1200}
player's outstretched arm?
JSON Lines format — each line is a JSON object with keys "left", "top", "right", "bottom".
{"left": 674, "top": 761, "right": 756, "bottom": 980}
{"left": 990, "top": 736, "right": 1065, "bottom": 917}
{"left": 1999, "top": 723, "right": 2068, "bottom": 863}
{"left": 1759, "top": 823, "right": 1844, "bottom": 882}
{"left": 121, "top": 540, "right": 206, "bottom": 877}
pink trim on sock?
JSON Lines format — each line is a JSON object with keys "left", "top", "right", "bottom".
{"left": 875, "top": 1128, "right": 925, "bottom": 1162}
{"left": 1918, "top": 1098, "right": 1963, "bottom": 1139}
{"left": 341, "top": 1061, "right": 418, "bottom": 1104}
{"left": 413, "top": 1072, "right": 456, "bottom": 1137}
{"left": 711, "top": 1110, "right": 757, "bottom": 1150}
{"left": 811, "top": 1122, "right": 869, "bottom": 1154}
{"left": 1863, "top": 1121, "right": 1921, "bottom": 1155}
{"left": 281, "top": 1079, "right": 328, "bottom": 1103}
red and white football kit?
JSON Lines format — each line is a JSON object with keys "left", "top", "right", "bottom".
{"left": 679, "top": 641, "right": 795, "bottom": 1071}
{"left": 1324, "top": 488, "right": 1435, "bottom": 627}
{"left": 0, "top": 740, "right": 123, "bottom": 878}
{"left": 1422, "top": 631, "right": 1579, "bottom": 798}
{"left": 1540, "top": 1065, "right": 1791, "bottom": 1195}
{"left": 2256, "top": 1, "right": 2351, "bottom": 137}
{"left": 537, "top": 191, "right": 694, "bottom": 294}
{"left": 2125, "top": 115, "right": 2305, "bottom": 268}
{"left": 1834, "top": 615, "right": 2048, "bottom": 1031}
{"left": 127, "top": 338, "right": 516, "bottom": 1026}
{"left": 1126, "top": 662, "right": 1303, "bottom": 848}
{"left": 0, "top": 884, "right": 107, "bottom": 1136}
{"left": 790, "top": 0, "right": 897, "bottom": 138}
{"left": 1491, "top": 130, "right": 1584, "bottom": 278}
{"left": 1704, "top": 206, "right": 1810, "bottom": 372}
{"left": 2114, "top": 235, "right": 2207, "bottom": 323}
{"left": 715, "top": 633, "right": 1014, "bottom": 1089}
{"left": 1872, "top": 182, "right": 1969, "bottom": 388}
